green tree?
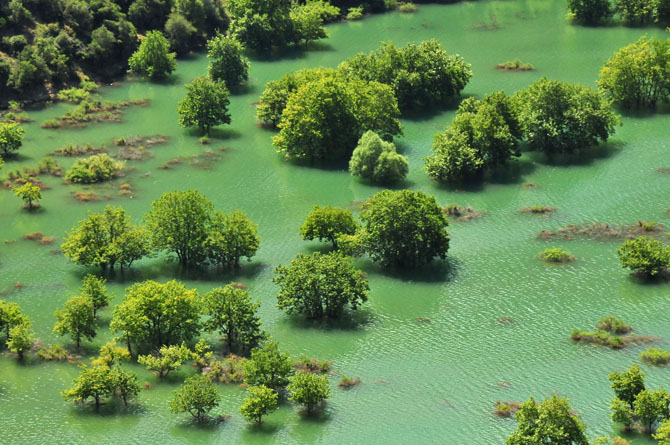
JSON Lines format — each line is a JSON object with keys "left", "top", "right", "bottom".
{"left": 203, "top": 285, "right": 267, "bottom": 355}
{"left": 93, "top": 341, "right": 131, "bottom": 367}
{"left": 110, "top": 280, "right": 201, "bottom": 352}
{"left": 614, "top": 0, "right": 655, "bottom": 25}
{"left": 274, "top": 252, "right": 369, "bottom": 320}
{"left": 81, "top": 274, "right": 111, "bottom": 316}
{"left": 239, "top": 385, "right": 278, "bottom": 424}
{"left": 243, "top": 341, "right": 294, "bottom": 390}
{"left": 567, "top": 0, "right": 613, "bottom": 24}
{"left": 515, "top": 78, "right": 619, "bottom": 155}
{"left": 128, "top": 30, "right": 176, "bottom": 80}
{"left": 0, "top": 300, "right": 26, "bottom": 346}
{"left": 424, "top": 127, "right": 483, "bottom": 183}
{"left": 0, "top": 122, "right": 24, "bottom": 157}
{"left": 64, "top": 153, "right": 125, "bottom": 184}
{"left": 288, "top": 371, "right": 331, "bottom": 415}
{"left": 7, "top": 320, "right": 35, "bottom": 360}
{"left": 204, "top": 210, "right": 260, "bottom": 268}
{"left": 300, "top": 205, "right": 359, "bottom": 249}
{"left": 290, "top": 3, "right": 327, "bottom": 46}
{"left": 62, "top": 205, "right": 150, "bottom": 271}
{"left": 361, "top": 189, "right": 450, "bottom": 269}
{"left": 655, "top": 418, "right": 670, "bottom": 444}
{"left": 611, "top": 397, "right": 634, "bottom": 431}
{"left": 207, "top": 35, "right": 250, "bottom": 89}
{"left": 349, "top": 131, "right": 408, "bottom": 184}
{"left": 13, "top": 182, "right": 41, "bottom": 210}
{"left": 144, "top": 190, "right": 213, "bottom": 267}
{"left": 227, "top": 0, "right": 295, "bottom": 53}
{"left": 617, "top": 236, "right": 670, "bottom": 277}
{"left": 506, "top": 395, "right": 589, "bottom": 445}
{"left": 609, "top": 365, "right": 646, "bottom": 409}
{"left": 634, "top": 389, "right": 670, "bottom": 433}
{"left": 170, "top": 374, "right": 221, "bottom": 421}
{"left": 177, "top": 76, "right": 231, "bottom": 136}
{"left": 110, "top": 367, "right": 140, "bottom": 406}
{"left": 164, "top": 12, "right": 197, "bottom": 56}
{"left": 62, "top": 365, "right": 116, "bottom": 408}
{"left": 598, "top": 36, "right": 670, "bottom": 109}
{"left": 137, "top": 343, "right": 192, "bottom": 378}
{"left": 54, "top": 296, "right": 97, "bottom": 350}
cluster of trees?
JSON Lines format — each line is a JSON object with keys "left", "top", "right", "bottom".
{"left": 425, "top": 78, "right": 619, "bottom": 183}
{"left": 568, "top": 0, "right": 670, "bottom": 26}
{"left": 61, "top": 190, "right": 260, "bottom": 270}
{"left": 0, "top": 0, "right": 228, "bottom": 102}
{"left": 0, "top": 299, "right": 35, "bottom": 360}
{"left": 349, "top": 131, "right": 408, "bottom": 184}
{"left": 258, "top": 40, "right": 471, "bottom": 161}
{"left": 617, "top": 236, "right": 670, "bottom": 277}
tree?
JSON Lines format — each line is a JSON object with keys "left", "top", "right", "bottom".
{"left": 13, "top": 182, "right": 41, "bottom": 210}
{"left": 65, "top": 153, "right": 124, "bottom": 184}
{"left": 424, "top": 127, "right": 483, "bottom": 183}
{"left": 515, "top": 78, "right": 619, "bottom": 155}
{"left": 170, "top": 374, "right": 220, "bottom": 421}
{"left": 655, "top": 418, "right": 670, "bottom": 444}
{"left": 207, "top": 35, "right": 249, "bottom": 89}
{"left": 128, "top": 30, "right": 176, "bottom": 80}
{"left": 110, "top": 367, "right": 140, "bottom": 406}
{"left": 203, "top": 285, "right": 267, "bottom": 355}
{"left": 598, "top": 37, "right": 670, "bottom": 109}
{"left": 0, "top": 122, "right": 24, "bottom": 157}
{"left": 138, "top": 343, "right": 192, "bottom": 378}
{"left": 177, "top": 76, "right": 231, "bottom": 136}
{"left": 274, "top": 252, "right": 369, "bottom": 320}
{"left": 617, "top": 236, "right": 670, "bottom": 277}
{"left": 110, "top": 280, "right": 201, "bottom": 352}
{"left": 0, "top": 300, "right": 27, "bottom": 346}
{"left": 614, "top": 0, "right": 655, "bottom": 25}
{"left": 299, "top": 205, "right": 359, "bottom": 249}
{"left": 81, "top": 274, "right": 111, "bottom": 316}
{"left": 609, "top": 365, "right": 646, "bottom": 409}
{"left": 54, "top": 296, "right": 97, "bottom": 350}
{"left": 361, "top": 190, "right": 450, "bottom": 269}
{"left": 349, "top": 131, "right": 408, "bottom": 184}
{"left": 239, "top": 385, "right": 278, "bottom": 424}
{"left": 204, "top": 210, "right": 260, "bottom": 269}
{"left": 92, "top": 341, "right": 131, "bottom": 367}
{"left": 567, "top": 0, "right": 613, "bottom": 24}
{"left": 290, "top": 3, "right": 327, "bottom": 46}
{"left": 227, "top": 0, "right": 295, "bottom": 53}
{"left": 62, "top": 205, "right": 150, "bottom": 271}
{"left": 243, "top": 341, "right": 294, "bottom": 390}
{"left": 164, "top": 12, "right": 197, "bottom": 56}
{"left": 287, "top": 371, "right": 331, "bottom": 415}
{"left": 62, "top": 365, "right": 115, "bottom": 408}
{"left": 506, "top": 395, "right": 589, "bottom": 445}
{"left": 611, "top": 397, "right": 634, "bottom": 431}
{"left": 633, "top": 389, "right": 670, "bottom": 432}
{"left": 7, "top": 320, "right": 35, "bottom": 360}
{"left": 144, "top": 190, "right": 213, "bottom": 267}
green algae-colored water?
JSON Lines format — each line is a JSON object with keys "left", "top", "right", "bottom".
{"left": 2, "top": 1, "right": 670, "bottom": 443}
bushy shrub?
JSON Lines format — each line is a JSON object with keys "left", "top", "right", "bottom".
{"left": 65, "top": 154, "right": 124, "bottom": 184}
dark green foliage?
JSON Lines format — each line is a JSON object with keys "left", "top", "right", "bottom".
{"left": 243, "top": 341, "right": 294, "bottom": 390}
{"left": 207, "top": 35, "right": 249, "bottom": 89}
{"left": 609, "top": 365, "right": 646, "bottom": 409}
{"left": 567, "top": 0, "right": 613, "bottom": 24}
{"left": 177, "top": 76, "right": 231, "bottom": 136}
{"left": 274, "top": 252, "right": 369, "bottom": 319}
{"left": 515, "top": 78, "right": 619, "bottom": 155}
{"left": 361, "top": 189, "right": 450, "bottom": 269}
{"left": 338, "top": 40, "right": 472, "bottom": 111}
{"left": 300, "top": 205, "right": 360, "bottom": 248}
{"left": 65, "top": 153, "right": 124, "bottom": 183}
{"left": 349, "top": 131, "right": 408, "bottom": 183}
{"left": 614, "top": 0, "right": 655, "bottom": 25}
{"left": 617, "top": 236, "right": 670, "bottom": 277}
{"left": 128, "top": 30, "right": 176, "bottom": 80}
{"left": 164, "top": 12, "right": 198, "bottom": 56}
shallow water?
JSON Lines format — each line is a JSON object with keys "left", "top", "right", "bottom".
{"left": 1, "top": 1, "right": 670, "bottom": 443}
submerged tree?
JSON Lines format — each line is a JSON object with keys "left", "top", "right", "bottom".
{"left": 170, "top": 374, "right": 221, "bottom": 421}
{"left": 288, "top": 371, "right": 332, "bottom": 415}
{"left": 81, "top": 274, "right": 112, "bottom": 316}
{"left": 13, "top": 182, "right": 41, "bottom": 210}
{"left": 349, "top": 131, "right": 408, "bottom": 184}
{"left": 137, "top": 343, "right": 192, "bottom": 378}
{"left": 177, "top": 76, "right": 231, "bottom": 136}
{"left": 299, "top": 205, "right": 359, "bottom": 249}
{"left": 243, "top": 341, "right": 294, "bottom": 390}
{"left": 506, "top": 395, "right": 589, "bottom": 444}
{"left": 0, "top": 123, "right": 24, "bottom": 157}
{"left": 204, "top": 210, "right": 260, "bottom": 269}
{"left": 53, "top": 296, "right": 97, "bottom": 350}
{"left": 207, "top": 34, "right": 250, "bottom": 89}
{"left": 567, "top": 0, "right": 613, "bottom": 24}
{"left": 128, "top": 30, "right": 176, "bottom": 80}
{"left": 617, "top": 236, "right": 670, "bottom": 277}
{"left": 239, "top": 385, "right": 278, "bottom": 424}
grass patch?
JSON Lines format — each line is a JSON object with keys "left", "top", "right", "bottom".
{"left": 570, "top": 317, "right": 654, "bottom": 349}
{"left": 538, "top": 221, "right": 665, "bottom": 241}
{"left": 640, "top": 347, "right": 670, "bottom": 365}
{"left": 41, "top": 98, "right": 149, "bottom": 129}
{"left": 496, "top": 59, "right": 533, "bottom": 71}
{"left": 596, "top": 315, "right": 632, "bottom": 334}
{"left": 52, "top": 143, "right": 106, "bottom": 157}
{"left": 338, "top": 376, "right": 361, "bottom": 389}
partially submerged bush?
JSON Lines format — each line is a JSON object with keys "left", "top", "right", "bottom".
{"left": 338, "top": 376, "right": 361, "bottom": 389}
{"left": 539, "top": 248, "right": 575, "bottom": 263}
{"left": 597, "top": 316, "right": 632, "bottom": 334}
{"left": 294, "top": 356, "right": 332, "bottom": 374}
{"left": 443, "top": 204, "right": 485, "bottom": 222}
{"left": 36, "top": 344, "right": 71, "bottom": 361}
{"left": 494, "top": 401, "right": 521, "bottom": 417}
{"left": 65, "top": 154, "right": 124, "bottom": 184}
{"left": 398, "top": 2, "right": 416, "bottom": 12}
{"left": 520, "top": 206, "right": 556, "bottom": 214}
{"left": 571, "top": 328, "right": 624, "bottom": 349}
{"left": 496, "top": 59, "right": 533, "bottom": 71}
{"left": 640, "top": 347, "right": 670, "bottom": 366}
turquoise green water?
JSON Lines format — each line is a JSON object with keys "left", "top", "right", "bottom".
{"left": 1, "top": 1, "right": 670, "bottom": 443}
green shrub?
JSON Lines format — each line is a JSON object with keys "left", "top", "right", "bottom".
{"left": 640, "top": 347, "right": 670, "bottom": 365}
{"left": 398, "top": 2, "right": 416, "bottom": 12}
{"left": 65, "top": 154, "right": 124, "bottom": 184}
{"left": 597, "top": 315, "right": 632, "bottom": 334}
{"left": 347, "top": 6, "right": 363, "bottom": 19}
{"left": 539, "top": 248, "right": 575, "bottom": 263}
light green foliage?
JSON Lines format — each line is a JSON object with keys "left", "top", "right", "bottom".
{"left": 0, "top": 122, "right": 25, "bottom": 157}
{"left": 191, "top": 338, "right": 214, "bottom": 371}
{"left": 290, "top": 3, "right": 328, "bottom": 45}
{"left": 609, "top": 365, "right": 646, "bottom": 408}
{"left": 62, "top": 205, "right": 150, "bottom": 271}
{"left": 614, "top": 0, "right": 655, "bottom": 25}
{"left": 7, "top": 320, "right": 35, "bottom": 360}
{"left": 203, "top": 285, "right": 267, "bottom": 355}
{"left": 177, "top": 76, "right": 231, "bottom": 135}
{"left": 111, "top": 280, "right": 201, "bottom": 351}
{"left": 170, "top": 374, "right": 220, "bottom": 421}
{"left": 597, "top": 315, "right": 632, "bottom": 334}
{"left": 81, "top": 274, "right": 111, "bottom": 316}
{"left": 640, "top": 347, "right": 670, "bottom": 365}
{"left": 598, "top": 37, "right": 670, "bottom": 109}
{"left": 138, "top": 343, "right": 192, "bottom": 378}
{"left": 506, "top": 395, "right": 588, "bottom": 445}
{"left": 655, "top": 418, "right": 670, "bottom": 443}
{"left": 239, "top": 385, "right": 278, "bottom": 423}
{"left": 515, "top": 77, "right": 619, "bottom": 155}
{"left": 62, "top": 365, "right": 116, "bottom": 408}
{"left": 349, "top": 131, "right": 408, "bottom": 184}
{"left": 243, "top": 341, "right": 294, "bottom": 390}
{"left": 204, "top": 210, "right": 260, "bottom": 268}
{"left": 144, "top": 190, "right": 213, "bottom": 267}
{"left": 300, "top": 205, "right": 359, "bottom": 248}
{"left": 424, "top": 127, "right": 483, "bottom": 182}
{"left": 54, "top": 296, "right": 97, "bottom": 349}
{"left": 0, "top": 300, "right": 27, "bottom": 346}
{"left": 346, "top": 6, "right": 363, "bottom": 19}
{"left": 301, "top": 1, "right": 340, "bottom": 23}
{"left": 338, "top": 40, "right": 472, "bottom": 110}
{"left": 361, "top": 189, "right": 450, "bottom": 268}
{"left": 92, "top": 341, "right": 131, "bottom": 367}
{"left": 110, "top": 367, "right": 140, "bottom": 406}
{"left": 274, "top": 252, "right": 369, "bottom": 319}
{"left": 128, "top": 30, "right": 176, "bottom": 80}
{"left": 567, "top": 0, "right": 612, "bottom": 24}
{"left": 13, "top": 181, "right": 41, "bottom": 209}
{"left": 633, "top": 389, "right": 670, "bottom": 432}
{"left": 617, "top": 236, "right": 670, "bottom": 277}
{"left": 288, "top": 371, "right": 332, "bottom": 415}
{"left": 336, "top": 232, "right": 366, "bottom": 257}
{"left": 65, "top": 153, "right": 124, "bottom": 183}
{"left": 207, "top": 35, "right": 250, "bottom": 89}
{"left": 610, "top": 397, "right": 634, "bottom": 430}
{"left": 539, "top": 248, "right": 575, "bottom": 263}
